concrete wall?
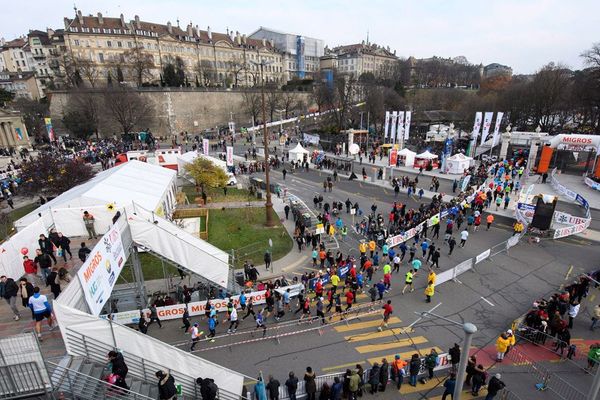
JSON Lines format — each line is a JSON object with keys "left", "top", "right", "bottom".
{"left": 48, "top": 88, "right": 312, "bottom": 138}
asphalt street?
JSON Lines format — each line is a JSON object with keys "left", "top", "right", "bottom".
{"left": 147, "top": 157, "right": 599, "bottom": 400}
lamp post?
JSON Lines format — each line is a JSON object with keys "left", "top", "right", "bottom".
{"left": 415, "top": 310, "right": 478, "bottom": 399}
{"left": 251, "top": 59, "right": 275, "bottom": 227}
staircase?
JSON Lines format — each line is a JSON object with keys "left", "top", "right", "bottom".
{"left": 47, "top": 356, "right": 158, "bottom": 400}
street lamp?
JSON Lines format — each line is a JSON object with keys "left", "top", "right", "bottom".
{"left": 414, "top": 310, "right": 478, "bottom": 399}
{"left": 250, "top": 59, "right": 275, "bottom": 227}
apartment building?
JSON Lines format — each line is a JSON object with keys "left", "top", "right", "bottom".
{"left": 327, "top": 42, "right": 397, "bottom": 77}
{"left": 60, "top": 10, "right": 284, "bottom": 87}
{"left": 0, "top": 71, "right": 41, "bottom": 100}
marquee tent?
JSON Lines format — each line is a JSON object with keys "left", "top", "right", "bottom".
{"left": 15, "top": 160, "right": 178, "bottom": 235}
{"left": 446, "top": 153, "right": 473, "bottom": 174}
{"left": 288, "top": 143, "right": 310, "bottom": 162}
{"left": 397, "top": 148, "right": 417, "bottom": 167}
{"left": 414, "top": 150, "right": 439, "bottom": 169}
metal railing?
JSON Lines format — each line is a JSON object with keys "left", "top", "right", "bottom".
{"left": 0, "top": 361, "right": 48, "bottom": 399}
{"left": 45, "top": 360, "right": 155, "bottom": 400}
{"left": 64, "top": 326, "right": 249, "bottom": 400}
{"left": 515, "top": 323, "right": 589, "bottom": 364}
{"left": 505, "top": 346, "right": 586, "bottom": 400}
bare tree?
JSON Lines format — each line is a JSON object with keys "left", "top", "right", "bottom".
{"left": 280, "top": 91, "right": 301, "bottom": 118}
{"left": 581, "top": 42, "right": 600, "bottom": 68}
{"left": 124, "top": 46, "right": 155, "bottom": 86}
{"left": 227, "top": 56, "right": 247, "bottom": 88}
{"left": 242, "top": 90, "right": 262, "bottom": 126}
{"left": 195, "top": 60, "right": 217, "bottom": 87}
{"left": 76, "top": 57, "right": 102, "bottom": 88}
{"left": 63, "top": 89, "right": 102, "bottom": 138}
{"left": 104, "top": 87, "right": 154, "bottom": 135}
{"left": 265, "top": 88, "right": 282, "bottom": 122}
{"left": 528, "top": 63, "right": 572, "bottom": 132}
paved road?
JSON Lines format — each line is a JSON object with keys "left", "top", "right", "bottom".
{"left": 148, "top": 156, "right": 600, "bottom": 399}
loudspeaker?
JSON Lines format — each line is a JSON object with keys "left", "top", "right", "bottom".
{"left": 531, "top": 197, "right": 556, "bottom": 230}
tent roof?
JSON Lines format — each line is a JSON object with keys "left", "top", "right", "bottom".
{"left": 416, "top": 150, "right": 438, "bottom": 159}
{"left": 398, "top": 148, "right": 416, "bottom": 155}
{"left": 447, "top": 153, "right": 473, "bottom": 161}
{"left": 17, "top": 161, "right": 176, "bottom": 226}
{"left": 288, "top": 143, "right": 309, "bottom": 154}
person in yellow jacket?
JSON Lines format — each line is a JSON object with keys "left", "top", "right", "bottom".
{"left": 424, "top": 281, "right": 435, "bottom": 303}
{"left": 328, "top": 224, "right": 335, "bottom": 238}
{"left": 427, "top": 268, "right": 437, "bottom": 286}
{"left": 495, "top": 332, "right": 511, "bottom": 361}
{"left": 359, "top": 241, "right": 367, "bottom": 256}
{"left": 505, "top": 329, "right": 516, "bottom": 355}
{"left": 368, "top": 240, "right": 376, "bottom": 257}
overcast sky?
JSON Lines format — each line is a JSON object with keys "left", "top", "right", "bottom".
{"left": 2, "top": 0, "right": 598, "bottom": 73}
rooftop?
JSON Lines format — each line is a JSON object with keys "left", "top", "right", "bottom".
{"left": 331, "top": 42, "right": 397, "bottom": 58}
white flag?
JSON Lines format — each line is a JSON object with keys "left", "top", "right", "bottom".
{"left": 491, "top": 112, "right": 504, "bottom": 146}
{"left": 480, "top": 112, "right": 494, "bottom": 145}
{"left": 471, "top": 112, "right": 482, "bottom": 141}
{"left": 226, "top": 146, "right": 234, "bottom": 166}
{"left": 404, "top": 111, "right": 412, "bottom": 140}
{"left": 202, "top": 138, "right": 209, "bottom": 155}
{"left": 383, "top": 111, "right": 390, "bottom": 140}
{"left": 396, "top": 112, "right": 405, "bottom": 142}
{"left": 390, "top": 111, "right": 398, "bottom": 144}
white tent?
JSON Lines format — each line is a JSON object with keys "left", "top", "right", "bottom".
{"left": 416, "top": 150, "right": 438, "bottom": 159}
{"left": 288, "top": 143, "right": 309, "bottom": 162}
{"left": 446, "top": 153, "right": 473, "bottom": 174}
{"left": 15, "top": 160, "right": 178, "bottom": 235}
{"left": 397, "top": 148, "right": 417, "bottom": 166}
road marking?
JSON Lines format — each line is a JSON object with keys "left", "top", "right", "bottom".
{"left": 565, "top": 265, "right": 574, "bottom": 280}
{"left": 367, "top": 346, "right": 442, "bottom": 365}
{"left": 355, "top": 336, "right": 428, "bottom": 353}
{"left": 345, "top": 327, "right": 415, "bottom": 342}
{"left": 480, "top": 296, "right": 495, "bottom": 307}
{"left": 399, "top": 376, "right": 443, "bottom": 394}
{"left": 321, "top": 361, "right": 365, "bottom": 372}
{"left": 334, "top": 317, "right": 401, "bottom": 333}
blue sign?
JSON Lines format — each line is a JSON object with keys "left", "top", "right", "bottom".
{"left": 575, "top": 194, "right": 589, "bottom": 211}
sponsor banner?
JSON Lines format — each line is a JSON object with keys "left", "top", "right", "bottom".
{"left": 480, "top": 112, "right": 494, "bottom": 145}
{"left": 471, "top": 112, "right": 483, "bottom": 140}
{"left": 554, "top": 211, "right": 588, "bottom": 226}
{"left": 517, "top": 203, "right": 536, "bottom": 220}
{"left": 102, "top": 283, "right": 304, "bottom": 324}
{"left": 78, "top": 224, "right": 126, "bottom": 316}
{"left": 475, "top": 249, "right": 491, "bottom": 264}
{"left": 553, "top": 220, "right": 590, "bottom": 239}
{"left": 383, "top": 111, "right": 390, "bottom": 140}
{"left": 506, "top": 234, "right": 521, "bottom": 250}
{"left": 390, "top": 111, "right": 398, "bottom": 144}
{"left": 202, "top": 139, "right": 209, "bottom": 155}
{"left": 44, "top": 117, "right": 55, "bottom": 141}
{"left": 228, "top": 121, "right": 236, "bottom": 134}
{"left": 585, "top": 177, "right": 600, "bottom": 191}
{"left": 389, "top": 149, "right": 398, "bottom": 167}
{"left": 386, "top": 221, "right": 425, "bottom": 248}
{"left": 226, "top": 146, "right": 234, "bottom": 166}
{"left": 303, "top": 133, "right": 320, "bottom": 145}
{"left": 404, "top": 111, "right": 412, "bottom": 140}
{"left": 397, "top": 112, "right": 405, "bottom": 142}
{"left": 454, "top": 259, "right": 473, "bottom": 276}
{"left": 15, "top": 127, "right": 23, "bottom": 141}
{"left": 575, "top": 194, "right": 589, "bottom": 211}
{"left": 491, "top": 112, "right": 504, "bottom": 146}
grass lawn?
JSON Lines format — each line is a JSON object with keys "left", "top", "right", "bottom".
{"left": 207, "top": 207, "right": 293, "bottom": 268}
{"left": 181, "top": 185, "right": 260, "bottom": 204}
{"left": 0, "top": 202, "right": 38, "bottom": 240}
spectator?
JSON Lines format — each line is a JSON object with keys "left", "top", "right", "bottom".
{"left": 197, "top": 377, "right": 218, "bottom": 400}
{"left": 107, "top": 351, "right": 129, "bottom": 390}
{"left": 441, "top": 373, "right": 456, "bottom": 400}
{"left": 304, "top": 367, "right": 316, "bottom": 400}
{"left": 285, "top": 372, "right": 298, "bottom": 400}
{"left": 485, "top": 374, "right": 506, "bottom": 400}
{"left": 78, "top": 242, "right": 91, "bottom": 262}
{"left": 155, "top": 370, "right": 177, "bottom": 400}
{"left": 1, "top": 275, "right": 20, "bottom": 320}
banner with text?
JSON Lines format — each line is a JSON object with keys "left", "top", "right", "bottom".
{"left": 404, "top": 111, "right": 412, "bottom": 140}
{"left": 480, "top": 112, "right": 494, "bottom": 145}
{"left": 384, "top": 111, "right": 390, "bottom": 140}
{"left": 78, "top": 224, "right": 126, "bottom": 316}
{"left": 202, "top": 139, "right": 209, "bottom": 155}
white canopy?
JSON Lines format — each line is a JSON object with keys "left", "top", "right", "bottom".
{"left": 15, "top": 160, "right": 177, "bottom": 231}
{"left": 397, "top": 148, "right": 416, "bottom": 167}
{"left": 398, "top": 148, "right": 416, "bottom": 156}
{"left": 288, "top": 143, "right": 309, "bottom": 162}
{"left": 446, "top": 153, "right": 473, "bottom": 174}
{"left": 416, "top": 150, "right": 438, "bottom": 159}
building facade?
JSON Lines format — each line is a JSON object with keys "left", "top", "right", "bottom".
{"left": 327, "top": 42, "right": 397, "bottom": 77}
{"left": 0, "top": 71, "right": 41, "bottom": 100}
{"left": 59, "top": 10, "right": 284, "bottom": 88}
{"left": 0, "top": 108, "right": 31, "bottom": 148}
{"left": 249, "top": 27, "right": 324, "bottom": 81}
{"left": 483, "top": 63, "right": 513, "bottom": 79}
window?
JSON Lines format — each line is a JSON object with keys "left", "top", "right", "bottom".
{"left": 103, "top": 28, "right": 111, "bottom": 34}
{"left": 20, "top": 52, "right": 24, "bottom": 58}
{"left": 117, "top": 41, "right": 122, "bottom": 48}
{"left": 73, "top": 39, "right": 80, "bottom": 46}
{"left": 15, "top": 60, "right": 20, "bottom": 67}
{"left": 128, "top": 41, "right": 133, "bottom": 48}
{"left": 107, "top": 40, "right": 112, "bottom": 47}
{"left": 98, "top": 53, "right": 104, "bottom": 62}
{"left": 114, "top": 29, "right": 121, "bottom": 34}
{"left": 93, "top": 28, "right": 100, "bottom": 33}
{"left": 82, "top": 27, "right": 90, "bottom": 33}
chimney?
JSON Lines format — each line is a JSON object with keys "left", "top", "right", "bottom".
{"left": 97, "top": 12, "right": 103, "bottom": 25}
{"left": 242, "top": 34, "right": 247, "bottom": 44}
{"left": 120, "top": 13, "right": 126, "bottom": 27}
{"left": 207, "top": 26, "right": 212, "bottom": 40}
{"left": 47, "top": 28, "right": 55, "bottom": 37}
{"left": 270, "top": 39, "right": 274, "bottom": 47}
{"left": 134, "top": 15, "right": 141, "bottom": 29}
{"left": 194, "top": 25, "right": 199, "bottom": 37}
{"left": 77, "top": 10, "right": 83, "bottom": 24}
{"left": 235, "top": 32, "right": 241, "bottom": 45}
{"left": 229, "top": 31, "right": 234, "bottom": 42}
{"left": 64, "top": 17, "right": 70, "bottom": 29}
{"left": 261, "top": 38, "right": 266, "bottom": 47}
{"left": 167, "top": 21, "right": 172, "bottom": 34}
{"left": 187, "top": 23, "right": 193, "bottom": 37}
